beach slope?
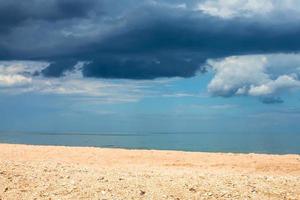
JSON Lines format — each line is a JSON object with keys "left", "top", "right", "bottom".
{"left": 0, "top": 144, "right": 299, "bottom": 199}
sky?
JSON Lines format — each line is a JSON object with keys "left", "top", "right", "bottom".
{"left": 1, "top": 0, "right": 300, "bottom": 134}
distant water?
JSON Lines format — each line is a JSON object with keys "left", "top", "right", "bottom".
{"left": 0, "top": 131, "right": 300, "bottom": 154}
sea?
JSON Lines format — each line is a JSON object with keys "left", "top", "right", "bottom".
{"left": 0, "top": 131, "right": 299, "bottom": 154}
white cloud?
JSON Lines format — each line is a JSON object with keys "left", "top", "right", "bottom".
{"left": 0, "top": 61, "right": 48, "bottom": 74}
{"left": 0, "top": 75, "right": 32, "bottom": 87}
{"left": 162, "top": 92, "right": 205, "bottom": 98}
{"left": 197, "top": 0, "right": 300, "bottom": 19}
{"left": 0, "top": 61, "right": 44, "bottom": 87}
{"left": 193, "top": 104, "right": 238, "bottom": 110}
{"left": 207, "top": 53, "right": 300, "bottom": 101}
{"left": 149, "top": 1, "right": 187, "bottom": 9}
{"left": 248, "top": 75, "right": 300, "bottom": 96}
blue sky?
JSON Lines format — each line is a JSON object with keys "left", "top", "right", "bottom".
{"left": 1, "top": 70, "right": 300, "bottom": 134}
{"left": 1, "top": 0, "right": 300, "bottom": 134}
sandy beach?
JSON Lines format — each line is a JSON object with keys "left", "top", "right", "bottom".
{"left": 0, "top": 144, "right": 299, "bottom": 200}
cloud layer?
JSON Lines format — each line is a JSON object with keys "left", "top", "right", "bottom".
{"left": 0, "top": 61, "right": 171, "bottom": 103}
{"left": 1, "top": 0, "right": 300, "bottom": 79}
{"left": 1, "top": 1, "right": 300, "bottom": 104}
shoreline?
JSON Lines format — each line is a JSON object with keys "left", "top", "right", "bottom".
{"left": 1, "top": 142, "right": 299, "bottom": 156}
{"left": 0, "top": 143, "right": 300, "bottom": 199}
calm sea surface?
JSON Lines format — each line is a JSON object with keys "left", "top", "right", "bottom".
{"left": 0, "top": 131, "right": 299, "bottom": 154}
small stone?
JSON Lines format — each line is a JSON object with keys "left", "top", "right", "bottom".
{"left": 189, "top": 188, "right": 196, "bottom": 192}
{"left": 140, "top": 190, "right": 146, "bottom": 195}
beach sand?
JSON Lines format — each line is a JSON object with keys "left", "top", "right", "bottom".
{"left": 0, "top": 144, "right": 299, "bottom": 200}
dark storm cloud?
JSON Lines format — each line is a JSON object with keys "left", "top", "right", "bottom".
{"left": 1, "top": 0, "right": 300, "bottom": 79}
{"left": 260, "top": 97, "right": 284, "bottom": 104}
{"left": 0, "top": 0, "right": 96, "bottom": 28}
{"left": 82, "top": 54, "right": 205, "bottom": 79}
{"left": 40, "top": 60, "right": 78, "bottom": 77}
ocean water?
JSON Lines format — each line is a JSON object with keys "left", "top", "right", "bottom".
{"left": 0, "top": 131, "right": 299, "bottom": 154}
